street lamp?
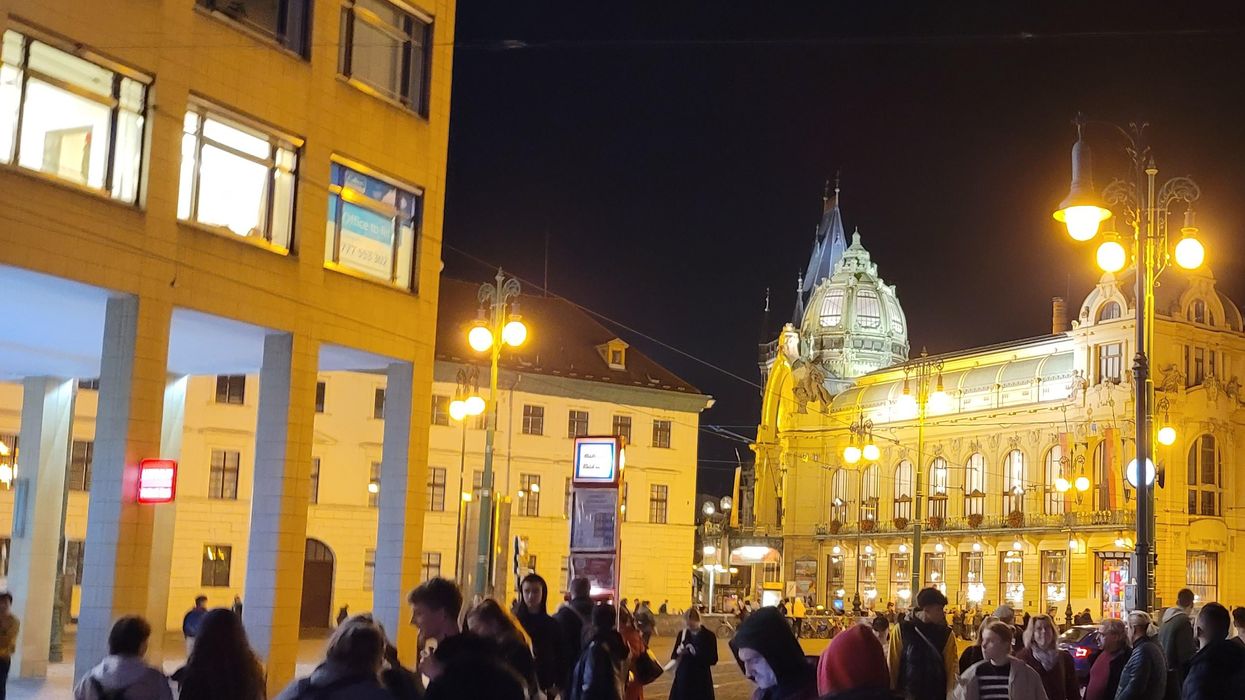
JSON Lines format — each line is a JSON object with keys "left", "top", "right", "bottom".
{"left": 1053, "top": 113, "right": 1206, "bottom": 612}
{"left": 450, "top": 366, "right": 484, "bottom": 582}
{"left": 843, "top": 412, "right": 880, "bottom": 465}
{"left": 899, "top": 351, "right": 945, "bottom": 596}
{"left": 466, "top": 269, "right": 528, "bottom": 598}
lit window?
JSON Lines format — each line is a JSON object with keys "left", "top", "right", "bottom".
{"left": 887, "top": 298, "right": 905, "bottom": 335}
{"left": 928, "top": 457, "right": 948, "bottom": 520}
{"left": 200, "top": 544, "right": 232, "bottom": 587}
{"left": 178, "top": 104, "right": 299, "bottom": 249}
{"left": 0, "top": 29, "right": 148, "bottom": 202}
{"left": 854, "top": 288, "right": 882, "bottom": 329}
{"left": 1186, "top": 551, "right": 1217, "bottom": 603}
{"left": 859, "top": 464, "right": 879, "bottom": 522}
{"left": 196, "top": 0, "right": 312, "bottom": 56}
{"left": 339, "top": 0, "right": 432, "bottom": 114}
{"left": 1187, "top": 435, "right": 1221, "bottom": 517}
{"left": 829, "top": 469, "right": 850, "bottom": 522}
{"left": 369, "top": 461, "right": 380, "bottom": 507}
{"left": 326, "top": 161, "right": 421, "bottom": 288}
{"left": 893, "top": 459, "right": 913, "bottom": 521}
{"left": 1003, "top": 450, "right": 1025, "bottom": 514}
{"left": 819, "top": 288, "right": 845, "bottom": 327}
{"left": 519, "top": 474, "right": 540, "bottom": 517}
{"left": 1041, "top": 550, "right": 1067, "bottom": 608}
{"left": 964, "top": 453, "right": 985, "bottom": 517}
{"left": 1097, "top": 301, "right": 1121, "bottom": 322}
{"left": 1044, "top": 445, "right": 1064, "bottom": 515}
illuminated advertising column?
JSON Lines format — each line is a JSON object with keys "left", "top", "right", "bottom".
{"left": 569, "top": 437, "right": 624, "bottom": 598}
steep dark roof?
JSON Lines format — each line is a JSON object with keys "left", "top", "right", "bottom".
{"left": 435, "top": 278, "right": 702, "bottom": 394}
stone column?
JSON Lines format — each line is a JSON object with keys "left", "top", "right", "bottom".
{"left": 75, "top": 296, "right": 174, "bottom": 682}
{"left": 241, "top": 332, "right": 317, "bottom": 695}
{"left": 8, "top": 377, "right": 75, "bottom": 677}
{"left": 143, "top": 374, "right": 187, "bottom": 665}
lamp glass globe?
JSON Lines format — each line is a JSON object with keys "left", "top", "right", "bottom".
{"left": 862, "top": 443, "right": 881, "bottom": 461}
{"left": 1157, "top": 426, "right": 1177, "bottom": 446}
{"left": 449, "top": 400, "right": 468, "bottom": 421}
{"left": 1060, "top": 205, "right": 1110, "bottom": 241}
{"left": 842, "top": 445, "right": 862, "bottom": 464}
{"left": 1096, "top": 238, "right": 1127, "bottom": 273}
{"left": 464, "top": 395, "right": 486, "bottom": 416}
{"left": 1174, "top": 235, "right": 1205, "bottom": 269}
{"left": 468, "top": 325, "right": 494, "bottom": 352}
{"left": 502, "top": 319, "right": 528, "bottom": 347}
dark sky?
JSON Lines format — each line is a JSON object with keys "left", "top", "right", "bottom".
{"left": 441, "top": 3, "right": 1245, "bottom": 496}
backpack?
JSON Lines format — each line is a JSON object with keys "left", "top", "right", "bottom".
{"left": 88, "top": 678, "right": 129, "bottom": 700}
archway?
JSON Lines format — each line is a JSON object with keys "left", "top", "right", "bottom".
{"left": 300, "top": 538, "right": 335, "bottom": 629}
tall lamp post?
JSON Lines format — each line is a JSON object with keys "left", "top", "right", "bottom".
{"left": 898, "top": 351, "right": 948, "bottom": 598}
{"left": 1052, "top": 113, "right": 1206, "bottom": 612}
{"left": 466, "top": 270, "right": 528, "bottom": 598}
{"left": 449, "top": 367, "right": 484, "bottom": 581}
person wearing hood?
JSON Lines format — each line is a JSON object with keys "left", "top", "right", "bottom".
{"left": 74, "top": 616, "right": 173, "bottom": 700}
{"left": 1116, "top": 610, "right": 1166, "bottom": 700}
{"left": 516, "top": 574, "right": 566, "bottom": 698}
{"left": 729, "top": 606, "right": 817, "bottom": 700}
{"left": 816, "top": 624, "right": 893, "bottom": 700}
{"left": 1157, "top": 588, "right": 1195, "bottom": 700}
{"left": 952, "top": 622, "right": 1046, "bottom": 700}
{"left": 669, "top": 607, "right": 718, "bottom": 700}
{"left": 568, "top": 603, "right": 630, "bottom": 700}
{"left": 1181, "top": 602, "right": 1245, "bottom": 700}
{"left": 890, "top": 588, "right": 959, "bottom": 700}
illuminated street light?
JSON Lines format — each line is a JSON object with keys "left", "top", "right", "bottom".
{"left": 862, "top": 443, "right": 881, "bottom": 462}
{"left": 449, "top": 399, "right": 468, "bottom": 422}
{"left": 702, "top": 501, "right": 716, "bottom": 516}
{"left": 468, "top": 324, "right": 494, "bottom": 352}
{"left": 502, "top": 316, "right": 528, "bottom": 347}
{"left": 1054, "top": 477, "right": 1071, "bottom": 493}
{"left": 842, "top": 445, "right": 862, "bottom": 464}
{"left": 1125, "top": 458, "right": 1156, "bottom": 488}
{"left": 1175, "top": 230, "right": 1205, "bottom": 269}
{"left": 1096, "top": 232, "right": 1127, "bottom": 273}
{"left": 464, "top": 395, "right": 485, "bottom": 416}
{"left": 1157, "top": 425, "right": 1177, "bottom": 446}
{"left": 1074, "top": 476, "right": 1090, "bottom": 493}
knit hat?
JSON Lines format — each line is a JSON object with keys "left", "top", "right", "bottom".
{"left": 817, "top": 624, "right": 890, "bottom": 695}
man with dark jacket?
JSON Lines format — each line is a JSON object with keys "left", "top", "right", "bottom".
{"left": 1182, "top": 602, "right": 1245, "bottom": 700}
{"left": 889, "top": 588, "right": 958, "bottom": 700}
{"left": 556, "top": 578, "right": 596, "bottom": 694}
{"left": 1117, "top": 610, "right": 1166, "bottom": 700}
{"left": 1158, "top": 588, "right": 1196, "bottom": 700}
{"left": 515, "top": 573, "right": 565, "bottom": 699}
{"left": 730, "top": 606, "right": 817, "bottom": 700}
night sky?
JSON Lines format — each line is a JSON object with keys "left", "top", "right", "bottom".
{"left": 441, "top": 3, "right": 1245, "bottom": 496}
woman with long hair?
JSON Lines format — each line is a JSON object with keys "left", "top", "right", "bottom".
{"left": 617, "top": 608, "right": 646, "bottom": 700}
{"left": 175, "top": 608, "right": 265, "bottom": 700}
{"left": 568, "top": 604, "right": 629, "bottom": 700}
{"left": 274, "top": 613, "right": 395, "bottom": 700}
{"left": 465, "top": 598, "right": 540, "bottom": 698}
{"left": 958, "top": 615, "right": 998, "bottom": 673}
{"left": 1017, "top": 614, "right": 1080, "bottom": 700}
{"left": 668, "top": 608, "right": 717, "bottom": 700}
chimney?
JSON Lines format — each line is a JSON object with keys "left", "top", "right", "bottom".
{"left": 1052, "top": 297, "right": 1068, "bottom": 334}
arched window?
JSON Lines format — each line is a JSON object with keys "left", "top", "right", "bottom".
{"left": 893, "top": 460, "right": 913, "bottom": 521}
{"left": 964, "top": 453, "right": 985, "bottom": 517}
{"left": 820, "top": 288, "right": 845, "bottom": 327}
{"left": 887, "top": 298, "right": 905, "bottom": 335}
{"left": 1003, "top": 450, "right": 1025, "bottom": 514}
{"left": 1044, "top": 445, "right": 1065, "bottom": 515}
{"left": 929, "top": 457, "right": 949, "bottom": 521}
{"left": 1188, "top": 435, "right": 1222, "bottom": 516}
{"left": 1097, "top": 301, "right": 1121, "bottom": 322}
{"left": 860, "top": 464, "right": 879, "bottom": 522}
{"left": 830, "top": 469, "right": 850, "bottom": 522}
{"left": 1189, "top": 299, "right": 1207, "bottom": 324}
{"left": 855, "top": 288, "right": 882, "bottom": 329}
{"left": 1092, "top": 438, "right": 1131, "bottom": 510}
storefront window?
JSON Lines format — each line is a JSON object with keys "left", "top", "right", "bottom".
{"left": 1187, "top": 551, "right": 1218, "bottom": 604}
{"left": 1000, "top": 549, "right": 1024, "bottom": 605}
{"left": 325, "top": 160, "right": 421, "bottom": 288}
{"left": 858, "top": 552, "right": 878, "bottom": 607}
{"left": 1097, "top": 553, "right": 1129, "bottom": 620}
{"left": 827, "top": 553, "right": 845, "bottom": 610}
{"left": 925, "top": 552, "right": 946, "bottom": 593}
{"left": 1041, "top": 550, "right": 1067, "bottom": 614}
{"left": 891, "top": 553, "right": 911, "bottom": 606}
{"left": 962, "top": 551, "right": 985, "bottom": 608}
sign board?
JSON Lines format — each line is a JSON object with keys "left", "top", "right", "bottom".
{"left": 569, "top": 436, "right": 625, "bottom": 600}
{"left": 574, "top": 437, "right": 623, "bottom": 484}
{"left": 570, "top": 488, "right": 620, "bottom": 551}
{"left": 137, "top": 459, "right": 177, "bottom": 504}
{"left": 569, "top": 553, "right": 619, "bottom": 597}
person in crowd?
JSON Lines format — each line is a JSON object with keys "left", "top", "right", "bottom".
{"left": 408, "top": 577, "right": 466, "bottom": 682}
{"left": 182, "top": 595, "right": 208, "bottom": 654}
{"left": 1233, "top": 607, "right": 1245, "bottom": 648}
{"left": 617, "top": 608, "right": 646, "bottom": 700}
{"left": 952, "top": 608, "right": 966, "bottom": 641}
{"left": 1116, "top": 610, "right": 1166, "bottom": 700}
{"left": 174, "top": 608, "right": 265, "bottom": 700}
{"left": 274, "top": 614, "right": 396, "bottom": 700}
{"left": 1158, "top": 588, "right": 1196, "bottom": 700}
{"left": 1076, "top": 610, "right": 1094, "bottom": 626}
{"left": 729, "top": 606, "right": 817, "bottom": 700}
{"left": 425, "top": 656, "right": 528, "bottom": 700}
{"left": 816, "top": 623, "right": 891, "bottom": 700}
{"left": 232, "top": 596, "right": 243, "bottom": 619}
{"left": 74, "top": 615, "right": 173, "bottom": 700}
{"left": 992, "top": 605, "right": 1024, "bottom": 653}
{"left": 890, "top": 588, "right": 958, "bottom": 700}
{"left": 953, "top": 621, "right": 1046, "bottom": 700}
{"left": 871, "top": 614, "right": 891, "bottom": 651}
{"left": 0, "top": 593, "right": 17, "bottom": 700}
{"left": 1082, "top": 618, "right": 1128, "bottom": 700}
{"left": 558, "top": 578, "right": 598, "bottom": 691}
{"left": 660, "top": 601, "right": 669, "bottom": 616}
{"left": 1017, "top": 614, "right": 1078, "bottom": 700}
{"left": 568, "top": 603, "right": 630, "bottom": 700}
{"left": 1182, "top": 602, "right": 1245, "bottom": 700}
{"left": 971, "top": 609, "right": 985, "bottom": 640}
{"left": 885, "top": 603, "right": 898, "bottom": 625}
{"left": 466, "top": 598, "right": 540, "bottom": 698}
{"left": 959, "top": 616, "right": 999, "bottom": 674}
{"left": 515, "top": 573, "right": 566, "bottom": 699}
{"left": 635, "top": 601, "right": 657, "bottom": 647}
{"left": 669, "top": 607, "right": 717, "bottom": 700}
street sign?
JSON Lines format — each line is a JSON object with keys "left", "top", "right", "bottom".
{"left": 137, "top": 459, "right": 177, "bottom": 503}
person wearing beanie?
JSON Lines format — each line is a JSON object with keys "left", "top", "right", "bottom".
{"left": 729, "top": 606, "right": 817, "bottom": 700}
{"left": 889, "top": 587, "right": 959, "bottom": 700}
{"left": 817, "top": 624, "right": 893, "bottom": 700}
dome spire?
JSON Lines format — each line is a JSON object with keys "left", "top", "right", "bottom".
{"left": 793, "top": 272, "right": 805, "bottom": 324}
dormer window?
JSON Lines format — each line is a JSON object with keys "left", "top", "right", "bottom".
{"left": 1098, "top": 301, "right": 1121, "bottom": 322}
{"left": 855, "top": 288, "right": 881, "bottom": 329}
{"left": 599, "top": 338, "right": 628, "bottom": 370}
{"left": 1189, "top": 299, "right": 1207, "bottom": 324}
{"left": 820, "top": 288, "right": 845, "bottom": 327}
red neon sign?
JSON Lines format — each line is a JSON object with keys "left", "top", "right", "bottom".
{"left": 138, "top": 459, "right": 178, "bottom": 504}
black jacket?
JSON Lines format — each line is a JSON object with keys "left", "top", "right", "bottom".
{"left": 669, "top": 626, "right": 718, "bottom": 700}
{"left": 567, "top": 630, "right": 629, "bottom": 700}
{"left": 1182, "top": 638, "right": 1245, "bottom": 700}
{"left": 516, "top": 575, "right": 567, "bottom": 694}
{"left": 556, "top": 596, "right": 596, "bottom": 691}
{"left": 1116, "top": 636, "right": 1166, "bottom": 700}
{"left": 730, "top": 607, "right": 818, "bottom": 700}
{"left": 893, "top": 615, "right": 954, "bottom": 700}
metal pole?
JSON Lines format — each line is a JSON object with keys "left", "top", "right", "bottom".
{"left": 1132, "top": 159, "right": 1157, "bottom": 612}
{"left": 474, "top": 270, "right": 506, "bottom": 599}
{"left": 912, "top": 369, "right": 925, "bottom": 599}
{"left": 455, "top": 421, "right": 466, "bottom": 580}
{"left": 707, "top": 567, "right": 715, "bottom": 614}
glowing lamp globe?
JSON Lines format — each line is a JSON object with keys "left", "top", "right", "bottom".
{"left": 1157, "top": 425, "right": 1177, "bottom": 446}
{"left": 1054, "top": 477, "right": 1070, "bottom": 493}
{"left": 1125, "top": 458, "right": 1156, "bottom": 488}
{"left": 1068, "top": 538, "right": 1078, "bottom": 552}
{"left": 1096, "top": 237, "right": 1127, "bottom": 273}
{"left": 927, "top": 389, "right": 952, "bottom": 413}
{"left": 1055, "top": 205, "right": 1111, "bottom": 241}
{"left": 1074, "top": 476, "right": 1090, "bottom": 492}
{"left": 1174, "top": 234, "right": 1205, "bottom": 270}
{"left": 898, "top": 543, "right": 908, "bottom": 553}
{"left": 468, "top": 325, "right": 494, "bottom": 352}
{"left": 862, "top": 443, "right": 881, "bottom": 461}
{"left": 502, "top": 318, "right": 528, "bottom": 347}
{"left": 842, "top": 445, "right": 862, "bottom": 464}
{"left": 448, "top": 399, "right": 468, "bottom": 421}
{"left": 464, "top": 395, "right": 486, "bottom": 416}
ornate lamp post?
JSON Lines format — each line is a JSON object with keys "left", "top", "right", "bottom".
{"left": 449, "top": 367, "right": 484, "bottom": 580}
{"left": 466, "top": 270, "right": 528, "bottom": 598}
{"left": 1052, "top": 113, "right": 1207, "bottom": 612}
{"left": 898, "top": 351, "right": 948, "bottom": 597}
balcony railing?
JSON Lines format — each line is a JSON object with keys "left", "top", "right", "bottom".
{"left": 812, "top": 509, "right": 1135, "bottom": 538}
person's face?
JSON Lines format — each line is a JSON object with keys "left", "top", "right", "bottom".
{"left": 922, "top": 604, "right": 947, "bottom": 626}
{"left": 411, "top": 603, "right": 451, "bottom": 639}
{"left": 738, "top": 648, "right": 778, "bottom": 689}
{"left": 1033, "top": 620, "right": 1055, "bottom": 648}
{"left": 686, "top": 616, "right": 701, "bottom": 631}
{"left": 521, "top": 582, "right": 544, "bottom": 612}
{"left": 981, "top": 630, "right": 1011, "bottom": 663}
{"left": 196, "top": 599, "right": 206, "bottom": 610}
{"left": 874, "top": 628, "right": 889, "bottom": 645}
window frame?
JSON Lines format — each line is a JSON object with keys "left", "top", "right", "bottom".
{"left": 1096, "top": 342, "right": 1123, "bottom": 384}
{"left": 1186, "top": 551, "right": 1218, "bottom": 603}
{"left": 893, "top": 459, "right": 913, "bottom": 521}
{"left": 1187, "top": 435, "right": 1221, "bottom": 517}
{"left": 964, "top": 452, "right": 985, "bottom": 517}
{"left": 373, "top": 387, "right": 386, "bottom": 419}
{"left": 519, "top": 473, "right": 541, "bottom": 517}
{"left": 309, "top": 456, "right": 320, "bottom": 505}
{"left": 426, "top": 466, "right": 446, "bottom": 512}
{"left": 215, "top": 375, "right": 246, "bottom": 405}
{"left": 200, "top": 544, "right": 233, "bottom": 587}
{"left": 430, "top": 394, "right": 450, "bottom": 426}
{"left": 1003, "top": 449, "right": 1025, "bottom": 514}
{"left": 68, "top": 439, "right": 93, "bottom": 491}
{"left": 315, "top": 381, "right": 326, "bottom": 413}
{"left": 522, "top": 404, "right": 545, "bottom": 436}
{"left": 368, "top": 460, "right": 380, "bottom": 507}
{"left": 652, "top": 419, "right": 672, "bottom": 449}
{"left": 859, "top": 464, "right": 879, "bottom": 522}
{"left": 1043, "top": 445, "right": 1065, "bottom": 515}
{"left": 338, "top": 0, "right": 433, "bottom": 115}
{"left": 325, "top": 157, "right": 423, "bottom": 289}
{"left": 208, "top": 449, "right": 241, "bottom": 500}
{"left": 612, "top": 414, "right": 632, "bottom": 445}
{"left": 649, "top": 483, "right": 669, "bottom": 524}
{"left": 421, "top": 551, "right": 441, "bottom": 582}
{"left": 567, "top": 409, "right": 589, "bottom": 438}
{"left": 195, "top": 0, "right": 313, "bottom": 57}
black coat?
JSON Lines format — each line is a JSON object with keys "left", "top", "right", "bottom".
{"left": 557, "top": 597, "right": 596, "bottom": 691}
{"left": 567, "top": 631, "right": 629, "bottom": 700}
{"left": 516, "top": 580, "right": 568, "bottom": 694}
{"left": 670, "top": 627, "right": 718, "bottom": 700}
{"left": 1182, "top": 638, "right": 1245, "bottom": 700}
{"left": 1116, "top": 636, "right": 1167, "bottom": 700}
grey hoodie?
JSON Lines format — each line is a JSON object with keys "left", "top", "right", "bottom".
{"left": 73, "top": 655, "right": 173, "bottom": 700}
{"left": 273, "top": 660, "right": 395, "bottom": 700}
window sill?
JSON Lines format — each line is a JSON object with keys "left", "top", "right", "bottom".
{"left": 337, "top": 75, "right": 429, "bottom": 120}
{"left": 0, "top": 162, "right": 142, "bottom": 212}
{"left": 193, "top": 5, "right": 310, "bottom": 63}
{"left": 178, "top": 219, "right": 292, "bottom": 256}
{"left": 324, "top": 260, "right": 415, "bottom": 294}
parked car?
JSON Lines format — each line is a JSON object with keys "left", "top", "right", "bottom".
{"left": 1057, "top": 625, "right": 1103, "bottom": 684}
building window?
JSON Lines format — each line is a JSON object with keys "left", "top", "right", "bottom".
{"left": 426, "top": 467, "right": 446, "bottom": 512}
{"left": 200, "top": 544, "right": 232, "bottom": 587}
{"left": 326, "top": 160, "right": 422, "bottom": 288}
{"left": 1000, "top": 549, "right": 1024, "bottom": 605}
{"left": 649, "top": 484, "right": 668, "bottom": 524}
{"left": 1096, "top": 343, "right": 1122, "bottom": 384}
{"left": 1041, "top": 550, "right": 1068, "bottom": 611}
{"left": 522, "top": 405, "right": 544, "bottom": 436}
{"left": 857, "top": 552, "right": 877, "bottom": 601}
{"left": 363, "top": 548, "right": 375, "bottom": 591}
{"left": 368, "top": 461, "right": 380, "bottom": 507}
{"left": 827, "top": 553, "right": 846, "bottom": 601}
{"left": 1003, "top": 449, "right": 1025, "bottom": 514}
{"left": 962, "top": 551, "right": 984, "bottom": 607}
{"left": 567, "top": 410, "right": 589, "bottom": 438}
{"left": 68, "top": 439, "right": 93, "bottom": 491}
{"left": 78, "top": 378, "right": 100, "bottom": 391}
{"left": 309, "top": 457, "right": 320, "bottom": 505}
{"left": 421, "top": 551, "right": 441, "bottom": 582}
{"left": 518, "top": 474, "right": 540, "bottom": 517}
{"left": 208, "top": 449, "right": 241, "bottom": 500}
{"left": 315, "top": 381, "right": 326, "bottom": 413}
{"left": 215, "top": 375, "right": 246, "bottom": 405}
{"left": 925, "top": 552, "right": 946, "bottom": 593}
{"left": 64, "top": 540, "right": 85, "bottom": 585}
{"left": 829, "top": 469, "right": 850, "bottom": 523}
{"left": 374, "top": 388, "right": 386, "bottom": 419}
{"left": 1186, "top": 551, "right": 1218, "bottom": 604}
{"left": 612, "top": 415, "right": 632, "bottom": 445}
{"left": 1044, "top": 445, "right": 1065, "bottom": 515}
{"left": 178, "top": 104, "right": 300, "bottom": 249}
{"left": 339, "top": 0, "right": 432, "bottom": 114}
{"left": 965, "top": 453, "right": 985, "bottom": 517}
{"left": 1097, "top": 301, "right": 1121, "bottom": 322}
{"left": 928, "top": 457, "right": 948, "bottom": 521}
{"left": 888, "top": 298, "right": 905, "bottom": 335}
{"left": 859, "top": 464, "right": 879, "bottom": 522}
{"left": 1187, "top": 435, "right": 1221, "bottom": 516}
{"left": 564, "top": 477, "right": 572, "bottom": 517}
{"left": 652, "top": 420, "right": 672, "bottom": 449}
{"left": 819, "top": 288, "right": 845, "bottom": 327}
{"left": 196, "top": 0, "right": 312, "bottom": 56}
{"left": 1188, "top": 299, "right": 1207, "bottom": 324}
{"left": 1185, "top": 346, "right": 1215, "bottom": 388}
{"left": 893, "top": 459, "right": 913, "bottom": 521}
{"left": 0, "top": 29, "right": 148, "bottom": 202}
{"left": 890, "top": 554, "right": 911, "bottom": 603}
{"left": 430, "top": 394, "right": 450, "bottom": 426}
{"left": 854, "top": 288, "right": 882, "bottom": 329}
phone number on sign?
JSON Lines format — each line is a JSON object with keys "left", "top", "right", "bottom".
{"left": 340, "top": 243, "right": 391, "bottom": 268}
